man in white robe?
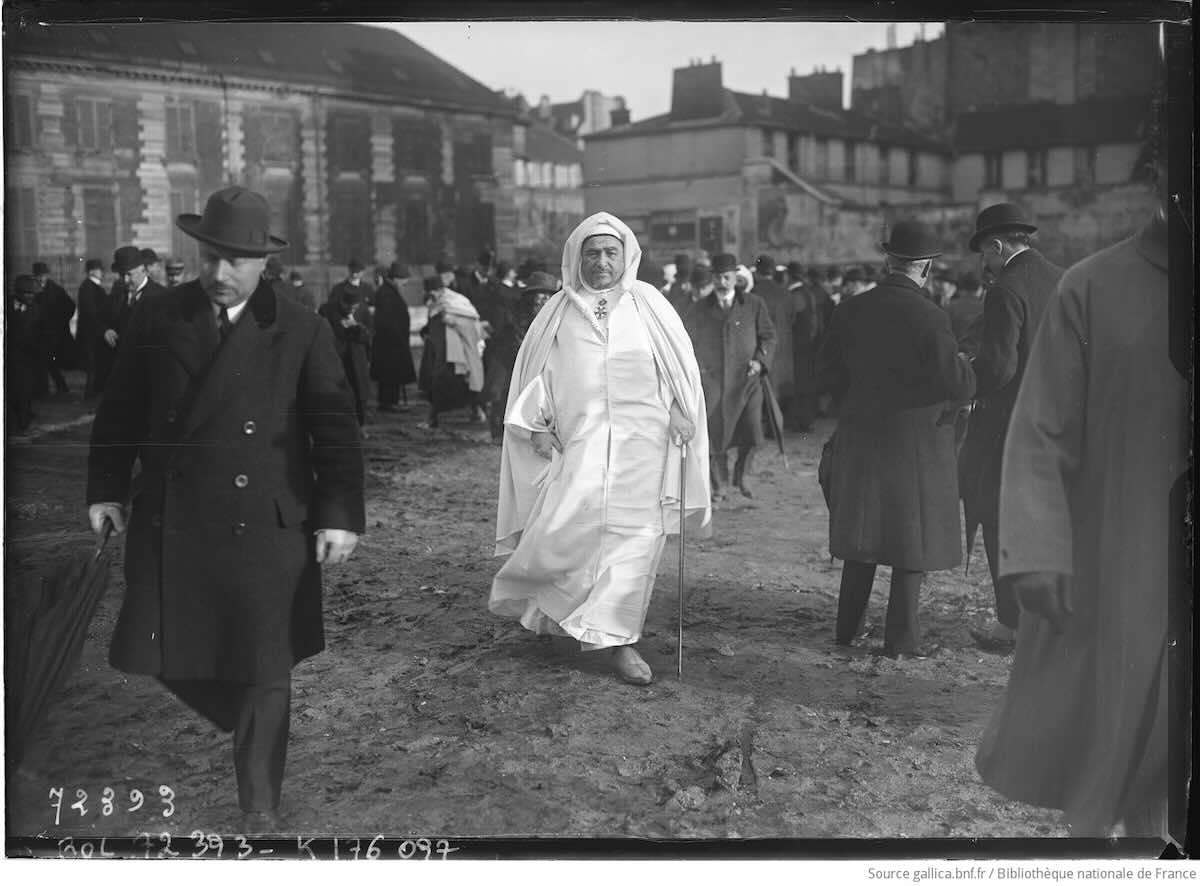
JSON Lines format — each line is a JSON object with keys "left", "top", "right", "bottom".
{"left": 489, "top": 213, "right": 712, "bottom": 685}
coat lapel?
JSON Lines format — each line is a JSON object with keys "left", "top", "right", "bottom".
{"left": 182, "top": 282, "right": 282, "bottom": 436}
{"left": 166, "top": 283, "right": 222, "bottom": 378}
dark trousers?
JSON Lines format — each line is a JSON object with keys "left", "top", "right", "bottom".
{"left": 981, "top": 522, "right": 1020, "bottom": 629}
{"left": 162, "top": 677, "right": 291, "bottom": 813}
{"left": 710, "top": 446, "right": 755, "bottom": 491}
{"left": 377, "top": 381, "right": 406, "bottom": 408}
{"left": 836, "top": 560, "right": 924, "bottom": 653}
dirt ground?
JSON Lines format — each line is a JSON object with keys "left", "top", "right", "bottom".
{"left": 4, "top": 369, "right": 1067, "bottom": 847}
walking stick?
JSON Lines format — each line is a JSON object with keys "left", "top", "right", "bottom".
{"left": 678, "top": 441, "right": 687, "bottom": 679}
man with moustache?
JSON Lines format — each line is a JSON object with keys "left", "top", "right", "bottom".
{"left": 108, "top": 245, "right": 167, "bottom": 350}
{"left": 86, "top": 186, "right": 364, "bottom": 833}
{"left": 684, "top": 253, "right": 776, "bottom": 502}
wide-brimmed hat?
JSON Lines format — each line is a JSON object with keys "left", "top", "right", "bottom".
{"left": 32, "top": 262, "right": 50, "bottom": 276}
{"left": 523, "top": 271, "right": 558, "bottom": 294}
{"left": 880, "top": 220, "right": 942, "bottom": 260}
{"left": 175, "top": 186, "right": 288, "bottom": 256}
{"left": 968, "top": 203, "right": 1037, "bottom": 252}
{"left": 111, "top": 246, "right": 145, "bottom": 274}
{"left": 711, "top": 253, "right": 738, "bottom": 275}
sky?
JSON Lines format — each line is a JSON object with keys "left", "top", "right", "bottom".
{"left": 370, "top": 21, "right": 945, "bottom": 117}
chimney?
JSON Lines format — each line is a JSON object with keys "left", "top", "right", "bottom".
{"left": 609, "top": 95, "right": 630, "bottom": 127}
{"left": 670, "top": 58, "right": 724, "bottom": 120}
{"left": 788, "top": 67, "right": 844, "bottom": 111}
{"left": 537, "top": 94, "right": 552, "bottom": 120}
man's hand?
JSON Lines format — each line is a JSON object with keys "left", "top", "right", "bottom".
{"left": 103, "top": 329, "right": 119, "bottom": 348}
{"left": 315, "top": 529, "right": 358, "bottom": 565}
{"left": 1010, "top": 571, "right": 1072, "bottom": 634}
{"left": 668, "top": 401, "right": 695, "bottom": 444}
{"left": 89, "top": 502, "right": 126, "bottom": 535}
{"left": 747, "top": 359, "right": 763, "bottom": 377}
{"left": 531, "top": 430, "right": 560, "bottom": 460}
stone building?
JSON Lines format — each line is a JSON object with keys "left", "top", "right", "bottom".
{"left": 510, "top": 112, "right": 586, "bottom": 266}
{"left": 583, "top": 60, "right": 949, "bottom": 267}
{"left": 3, "top": 21, "right": 516, "bottom": 292}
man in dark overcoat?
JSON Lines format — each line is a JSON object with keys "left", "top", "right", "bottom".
{"left": 958, "top": 203, "right": 1064, "bottom": 653}
{"left": 31, "top": 261, "right": 76, "bottom": 394}
{"left": 6, "top": 275, "right": 43, "bottom": 432}
{"left": 76, "top": 258, "right": 111, "bottom": 398}
{"left": 370, "top": 261, "right": 417, "bottom": 411}
{"left": 752, "top": 254, "right": 797, "bottom": 430}
{"left": 785, "top": 260, "right": 823, "bottom": 430}
{"left": 86, "top": 186, "right": 364, "bottom": 832}
{"left": 684, "top": 252, "right": 775, "bottom": 501}
{"left": 319, "top": 274, "right": 373, "bottom": 427}
{"left": 108, "top": 245, "right": 167, "bottom": 348}
{"left": 817, "top": 220, "right": 976, "bottom": 658}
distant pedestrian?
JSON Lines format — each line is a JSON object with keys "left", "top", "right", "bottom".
{"left": 108, "top": 245, "right": 167, "bottom": 351}
{"left": 140, "top": 248, "right": 165, "bottom": 288}
{"left": 482, "top": 270, "right": 557, "bottom": 443}
{"left": 76, "top": 259, "right": 111, "bottom": 397}
{"left": 165, "top": 257, "right": 187, "bottom": 288}
{"left": 319, "top": 277, "right": 373, "bottom": 426}
{"left": 418, "top": 275, "right": 486, "bottom": 427}
{"left": 31, "top": 261, "right": 75, "bottom": 394}
{"left": 684, "top": 252, "right": 776, "bottom": 501}
{"left": 752, "top": 254, "right": 798, "bottom": 429}
{"left": 944, "top": 269, "right": 984, "bottom": 343}
{"left": 287, "top": 270, "right": 316, "bottom": 312}
{"left": 785, "top": 260, "right": 822, "bottom": 431}
{"left": 6, "top": 275, "right": 43, "bottom": 431}
{"left": 664, "top": 253, "right": 694, "bottom": 313}
{"left": 370, "top": 261, "right": 417, "bottom": 411}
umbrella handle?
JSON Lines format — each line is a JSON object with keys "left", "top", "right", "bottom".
{"left": 94, "top": 517, "right": 114, "bottom": 561}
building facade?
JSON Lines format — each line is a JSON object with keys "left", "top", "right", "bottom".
{"left": 510, "top": 112, "right": 586, "bottom": 266}
{"left": 584, "top": 60, "right": 950, "bottom": 267}
{"left": 3, "top": 21, "right": 517, "bottom": 293}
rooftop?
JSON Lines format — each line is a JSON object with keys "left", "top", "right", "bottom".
{"left": 5, "top": 21, "right": 514, "bottom": 115}
{"left": 522, "top": 122, "right": 583, "bottom": 166}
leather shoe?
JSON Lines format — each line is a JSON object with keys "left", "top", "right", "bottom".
{"left": 737, "top": 483, "right": 753, "bottom": 499}
{"left": 241, "top": 809, "right": 285, "bottom": 835}
{"left": 611, "top": 645, "right": 653, "bottom": 685}
{"left": 969, "top": 625, "right": 1015, "bottom": 654}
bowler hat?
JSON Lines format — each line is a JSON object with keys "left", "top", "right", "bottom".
{"left": 880, "top": 220, "right": 942, "bottom": 260}
{"left": 968, "top": 203, "right": 1037, "bottom": 252}
{"left": 523, "top": 271, "right": 558, "bottom": 294}
{"left": 175, "top": 186, "right": 288, "bottom": 256}
{"left": 754, "top": 254, "right": 774, "bottom": 276}
{"left": 387, "top": 261, "right": 409, "bottom": 279}
{"left": 85, "top": 258, "right": 104, "bottom": 272}
{"left": 711, "top": 253, "right": 738, "bottom": 275}
{"left": 435, "top": 259, "right": 454, "bottom": 275}
{"left": 140, "top": 248, "right": 160, "bottom": 265}
{"left": 111, "top": 246, "right": 145, "bottom": 274}
{"left": 32, "top": 261, "right": 50, "bottom": 276}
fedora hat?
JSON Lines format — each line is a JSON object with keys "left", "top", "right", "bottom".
{"left": 880, "top": 220, "right": 942, "bottom": 260}
{"left": 175, "top": 186, "right": 288, "bottom": 256}
{"left": 111, "top": 245, "right": 145, "bottom": 274}
{"left": 969, "top": 203, "right": 1037, "bottom": 252}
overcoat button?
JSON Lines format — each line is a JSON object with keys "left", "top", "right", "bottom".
{"left": 234, "top": 474, "right": 249, "bottom": 488}
{"left": 243, "top": 420, "right": 257, "bottom": 435}
{"left": 233, "top": 523, "right": 246, "bottom": 536}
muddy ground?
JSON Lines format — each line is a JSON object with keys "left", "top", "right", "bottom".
{"left": 4, "top": 370, "right": 1066, "bottom": 848}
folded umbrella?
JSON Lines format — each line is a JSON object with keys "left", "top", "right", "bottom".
{"left": 5, "top": 522, "right": 114, "bottom": 771}
{"left": 760, "top": 374, "right": 789, "bottom": 469}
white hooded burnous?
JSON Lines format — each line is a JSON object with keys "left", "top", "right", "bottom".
{"left": 489, "top": 213, "right": 711, "bottom": 680}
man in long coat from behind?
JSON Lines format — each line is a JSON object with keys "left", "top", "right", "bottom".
{"left": 86, "top": 186, "right": 364, "bottom": 832}
{"left": 684, "top": 252, "right": 776, "bottom": 501}
{"left": 817, "top": 221, "right": 975, "bottom": 657}
{"left": 370, "top": 261, "right": 417, "bottom": 411}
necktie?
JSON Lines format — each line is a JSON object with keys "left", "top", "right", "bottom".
{"left": 218, "top": 305, "right": 233, "bottom": 340}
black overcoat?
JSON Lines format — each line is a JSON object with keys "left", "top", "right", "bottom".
{"left": 958, "top": 249, "right": 1063, "bottom": 531}
{"left": 684, "top": 291, "right": 776, "bottom": 453}
{"left": 817, "top": 272, "right": 975, "bottom": 571}
{"left": 369, "top": 280, "right": 416, "bottom": 386}
{"left": 87, "top": 281, "right": 365, "bottom": 683}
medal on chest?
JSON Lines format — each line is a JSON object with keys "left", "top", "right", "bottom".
{"left": 594, "top": 297, "right": 608, "bottom": 321}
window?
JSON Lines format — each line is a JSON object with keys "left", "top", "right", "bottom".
{"left": 401, "top": 199, "right": 430, "bottom": 265}
{"left": 761, "top": 128, "right": 775, "bottom": 158}
{"left": 984, "top": 152, "right": 1002, "bottom": 189}
{"left": 6, "top": 94, "right": 35, "bottom": 150}
{"left": 329, "top": 113, "right": 370, "bottom": 170}
{"left": 513, "top": 158, "right": 526, "bottom": 187}
{"left": 844, "top": 140, "right": 857, "bottom": 182}
{"left": 165, "top": 100, "right": 196, "bottom": 160}
{"left": 74, "top": 98, "right": 113, "bottom": 151}
{"left": 395, "top": 118, "right": 441, "bottom": 174}
{"left": 879, "top": 146, "right": 891, "bottom": 185}
{"left": 814, "top": 138, "right": 828, "bottom": 178}
{"left": 908, "top": 150, "right": 920, "bottom": 187}
{"left": 169, "top": 188, "right": 198, "bottom": 267}
{"left": 786, "top": 133, "right": 799, "bottom": 172}
{"left": 329, "top": 178, "right": 371, "bottom": 264}
{"left": 1026, "top": 149, "right": 1048, "bottom": 188}
{"left": 1074, "top": 146, "right": 1096, "bottom": 187}
{"left": 4, "top": 186, "right": 39, "bottom": 259}
{"left": 247, "top": 110, "right": 296, "bottom": 165}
